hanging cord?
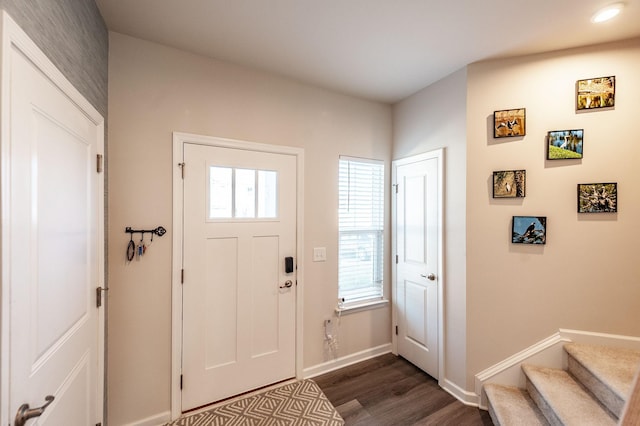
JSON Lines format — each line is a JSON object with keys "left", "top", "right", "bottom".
{"left": 126, "top": 234, "right": 135, "bottom": 262}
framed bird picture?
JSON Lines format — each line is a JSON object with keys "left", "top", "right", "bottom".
{"left": 512, "top": 216, "right": 546, "bottom": 245}
{"left": 494, "top": 108, "right": 526, "bottom": 138}
{"left": 547, "top": 129, "right": 583, "bottom": 160}
{"left": 577, "top": 183, "right": 617, "bottom": 213}
{"left": 576, "top": 76, "right": 615, "bottom": 110}
{"left": 493, "top": 170, "right": 526, "bottom": 198}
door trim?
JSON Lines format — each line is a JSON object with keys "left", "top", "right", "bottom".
{"left": 0, "top": 11, "right": 105, "bottom": 426}
{"left": 171, "top": 132, "right": 304, "bottom": 420}
{"left": 391, "top": 148, "right": 444, "bottom": 382}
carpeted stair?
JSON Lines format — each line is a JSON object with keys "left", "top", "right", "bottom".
{"left": 485, "top": 343, "right": 640, "bottom": 425}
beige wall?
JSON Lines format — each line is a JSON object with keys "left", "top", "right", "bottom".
{"left": 107, "top": 32, "right": 392, "bottom": 424}
{"left": 108, "top": 29, "right": 640, "bottom": 423}
{"left": 393, "top": 68, "right": 468, "bottom": 389}
{"left": 466, "top": 38, "right": 640, "bottom": 388}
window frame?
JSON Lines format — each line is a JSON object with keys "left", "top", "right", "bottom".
{"left": 337, "top": 156, "right": 387, "bottom": 312}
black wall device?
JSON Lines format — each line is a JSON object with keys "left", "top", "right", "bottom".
{"left": 285, "top": 257, "right": 294, "bottom": 273}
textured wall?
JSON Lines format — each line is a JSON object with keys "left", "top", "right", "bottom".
{"left": 0, "top": 0, "right": 108, "bottom": 117}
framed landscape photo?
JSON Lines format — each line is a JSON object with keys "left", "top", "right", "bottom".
{"left": 578, "top": 183, "right": 617, "bottom": 213}
{"left": 577, "top": 76, "right": 615, "bottom": 110}
{"left": 547, "top": 129, "right": 583, "bottom": 160}
{"left": 493, "top": 170, "right": 526, "bottom": 198}
{"left": 494, "top": 108, "right": 526, "bottom": 138}
{"left": 512, "top": 216, "right": 546, "bottom": 245}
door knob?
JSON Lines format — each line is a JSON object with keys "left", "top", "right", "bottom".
{"left": 420, "top": 273, "right": 436, "bottom": 281}
{"left": 280, "top": 280, "right": 293, "bottom": 289}
{"left": 14, "top": 395, "right": 54, "bottom": 426}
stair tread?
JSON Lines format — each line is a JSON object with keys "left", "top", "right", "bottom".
{"left": 485, "top": 383, "right": 549, "bottom": 426}
{"left": 523, "top": 364, "right": 617, "bottom": 425}
{"left": 565, "top": 343, "right": 640, "bottom": 399}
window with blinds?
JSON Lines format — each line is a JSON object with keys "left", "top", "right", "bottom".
{"left": 338, "top": 157, "right": 384, "bottom": 304}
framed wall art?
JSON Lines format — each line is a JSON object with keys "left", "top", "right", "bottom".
{"left": 512, "top": 216, "right": 546, "bottom": 245}
{"left": 577, "top": 183, "right": 617, "bottom": 213}
{"left": 547, "top": 129, "right": 583, "bottom": 160}
{"left": 577, "top": 76, "right": 615, "bottom": 110}
{"left": 493, "top": 170, "right": 526, "bottom": 198}
{"left": 494, "top": 108, "right": 526, "bottom": 138}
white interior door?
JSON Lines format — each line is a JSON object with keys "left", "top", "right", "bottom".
{"left": 181, "top": 143, "right": 297, "bottom": 410}
{"left": 2, "top": 14, "right": 104, "bottom": 426}
{"left": 393, "top": 153, "right": 440, "bottom": 378}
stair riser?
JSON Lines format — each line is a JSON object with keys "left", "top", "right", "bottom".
{"left": 568, "top": 354, "right": 624, "bottom": 417}
{"left": 526, "top": 378, "right": 562, "bottom": 426}
{"left": 487, "top": 402, "right": 501, "bottom": 426}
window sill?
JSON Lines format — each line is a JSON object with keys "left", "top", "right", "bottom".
{"left": 335, "top": 298, "right": 389, "bottom": 315}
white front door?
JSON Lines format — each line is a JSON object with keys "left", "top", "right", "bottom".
{"left": 180, "top": 142, "right": 297, "bottom": 410}
{"left": 2, "top": 13, "right": 104, "bottom": 426}
{"left": 393, "top": 151, "right": 441, "bottom": 378}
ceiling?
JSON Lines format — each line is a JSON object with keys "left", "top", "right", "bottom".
{"left": 96, "top": 0, "right": 640, "bottom": 103}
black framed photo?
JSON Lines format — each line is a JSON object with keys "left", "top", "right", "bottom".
{"left": 512, "top": 216, "right": 546, "bottom": 245}
{"left": 547, "top": 129, "right": 583, "bottom": 160}
{"left": 578, "top": 183, "right": 617, "bottom": 213}
{"left": 577, "top": 76, "right": 615, "bottom": 110}
{"left": 494, "top": 108, "right": 526, "bottom": 138}
{"left": 493, "top": 170, "right": 526, "bottom": 198}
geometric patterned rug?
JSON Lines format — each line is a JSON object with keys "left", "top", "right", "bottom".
{"left": 167, "top": 379, "right": 344, "bottom": 426}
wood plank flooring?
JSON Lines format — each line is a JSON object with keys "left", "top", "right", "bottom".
{"left": 314, "top": 353, "right": 494, "bottom": 425}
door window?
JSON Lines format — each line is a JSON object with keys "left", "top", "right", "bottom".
{"left": 208, "top": 166, "right": 278, "bottom": 220}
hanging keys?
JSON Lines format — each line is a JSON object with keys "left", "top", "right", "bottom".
{"left": 124, "top": 226, "right": 167, "bottom": 263}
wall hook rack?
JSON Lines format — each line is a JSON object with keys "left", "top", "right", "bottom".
{"left": 124, "top": 226, "right": 167, "bottom": 237}
{"left": 125, "top": 226, "right": 166, "bottom": 261}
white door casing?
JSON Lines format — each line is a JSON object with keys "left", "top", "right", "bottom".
{"left": 392, "top": 150, "right": 443, "bottom": 380}
{"left": 0, "top": 11, "right": 105, "bottom": 426}
{"left": 171, "top": 133, "right": 304, "bottom": 418}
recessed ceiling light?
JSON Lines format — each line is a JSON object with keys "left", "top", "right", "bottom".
{"left": 591, "top": 2, "right": 625, "bottom": 23}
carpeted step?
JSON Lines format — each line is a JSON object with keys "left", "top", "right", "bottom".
{"left": 484, "top": 383, "right": 549, "bottom": 426}
{"left": 565, "top": 343, "right": 640, "bottom": 418}
{"left": 523, "top": 364, "right": 617, "bottom": 426}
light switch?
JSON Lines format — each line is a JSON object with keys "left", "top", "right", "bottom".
{"left": 313, "top": 247, "right": 327, "bottom": 262}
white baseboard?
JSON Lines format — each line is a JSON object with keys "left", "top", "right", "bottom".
{"left": 303, "top": 343, "right": 392, "bottom": 378}
{"left": 122, "top": 411, "right": 171, "bottom": 426}
{"left": 441, "top": 378, "right": 479, "bottom": 406}
{"left": 474, "top": 329, "right": 640, "bottom": 409}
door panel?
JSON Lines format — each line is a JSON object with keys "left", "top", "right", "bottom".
{"left": 7, "top": 37, "right": 102, "bottom": 425}
{"left": 182, "top": 143, "right": 296, "bottom": 410}
{"left": 394, "top": 155, "right": 439, "bottom": 378}
{"left": 204, "top": 237, "right": 238, "bottom": 368}
{"left": 251, "top": 236, "right": 280, "bottom": 357}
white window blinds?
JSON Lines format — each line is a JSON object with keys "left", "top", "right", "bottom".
{"left": 338, "top": 157, "right": 384, "bottom": 304}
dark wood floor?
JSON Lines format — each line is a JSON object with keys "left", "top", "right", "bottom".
{"left": 314, "top": 353, "right": 494, "bottom": 426}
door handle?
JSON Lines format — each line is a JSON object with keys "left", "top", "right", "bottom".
{"left": 420, "top": 273, "right": 436, "bottom": 281}
{"left": 14, "top": 395, "right": 54, "bottom": 426}
{"left": 280, "top": 280, "right": 293, "bottom": 289}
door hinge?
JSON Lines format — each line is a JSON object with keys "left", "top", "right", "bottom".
{"left": 395, "top": 254, "right": 399, "bottom": 264}
{"left": 178, "top": 162, "right": 185, "bottom": 179}
{"left": 394, "top": 183, "right": 398, "bottom": 194}
{"left": 97, "top": 154, "right": 103, "bottom": 173}
{"left": 395, "top": 325, "right": 398, "bottom": 335}
{"left": 96, "top": 287, "right": 107, "bottom": 308}
{"left": 181, "top": 269, "right": 184, "bottom": 284}
{"left": 180, "top": 374, "right": 183, "bottom": 390}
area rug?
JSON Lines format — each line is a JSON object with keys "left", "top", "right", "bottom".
{"left": 168, "top": 379, "right": 344, "bottom": 426}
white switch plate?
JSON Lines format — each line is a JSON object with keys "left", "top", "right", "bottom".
{"left": 313, "top": 247, "right": 327, "bottom": 262}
